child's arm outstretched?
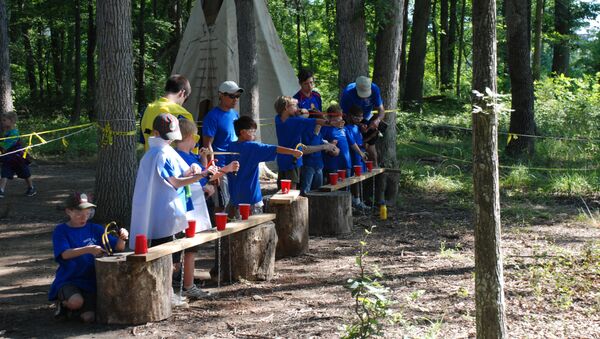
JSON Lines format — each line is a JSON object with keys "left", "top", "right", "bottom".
{"left": 301, "top": 142, "right": 338, "bottom": 155}
{"left": 277, "top": 146, "right": 303, "bottom": 159}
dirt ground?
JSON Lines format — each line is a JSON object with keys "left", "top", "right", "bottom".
{"left": 0, "top": 161, "right": 599, "bottom": 338}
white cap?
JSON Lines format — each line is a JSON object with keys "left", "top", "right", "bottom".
{"left": 218, "top": 81, "right": 244, "bottom": 94}
{"left": 355, "top": 76, "right": 372, "bottom": 98}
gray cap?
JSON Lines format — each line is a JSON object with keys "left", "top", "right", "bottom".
{"left": 355, "top": 76, "right": 372, "bottom": 98}
{"left": 153, "top": 113, "right": 182, "bottom": 141}
{"left": 218, "top": 81, "right": 244, "bottom": 94}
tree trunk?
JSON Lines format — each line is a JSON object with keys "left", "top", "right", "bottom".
{"left": 169, "top": 0, "right": 182, "bottom": 68}
{"left": 432, "top": 0, "right": 440, "bottom": 89}
{"left": 456, "top": 0, "right": 466, "bottom": 97}
{"left": 403, "top": 0, "right": 432, "bottom": 107}
{"left": 440, "top": 0, "right": 448, "bottom": 89}
{"left": 373, "top": 0, "right": 404, "bottom": 204}
{"left": 505, "top": 0, "right": 535, "bottom": 157}
{"left": 532, "top": 0, "right": 544, "bottom": 80}
{"left": 23, "top": 26, "right": 37, "bottom": 100}
{"left": 552, "top": 0, "right": 570, "bottom": 75}
{"left": 235, "top": 0, "right": 261, "bottom": 140}
{"left": 64, "top": 28, "right": 73, "bottom": 104}
{"left": 95, "top": 255, "right": 172, "bottom": 324}
{"left": 87, "top": 0, "right": 97, "bottom": 121}
{"left": 136, "top": 0, "right": 147, "bottom": 114}
{"left": 336, "top": 0, "right": 369, "bottom": 92}
{"left": 267, "top": 196, "right": 309, "bottom": 259}
{"left": 36, "top": 28, "right": 45, "bottom": 100}
{"left": 95, "top": 0, "right": 137, "bottom": 227}
{"left": 302, "top": 7, "right": 314, "bottom": 71}
{"left": 306, "top": 191, "right": 352, "bottom": 236}
{"left": 72, "top": 0, "right": 82, "bottom": 123}
{"left": 50, "top": 26, "right": 64, "bottom": 99}
{"left": 471, "top": 0, "right": 507, "bottom": 337}
{"left": 446, "top": 0, "right": 457, "bottom": 90}
{"left": 325, "top": 0, "right": 337, "bottom": 74}
{"left": 0, "top": 0, "right": 12, "bottom": 113}
{"left": 399, "top": 0, "right": 410, "bottom": 99}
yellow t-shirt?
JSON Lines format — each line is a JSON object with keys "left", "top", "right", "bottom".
{"left": 141, "top": 97, "right": 195, "bottom": 151}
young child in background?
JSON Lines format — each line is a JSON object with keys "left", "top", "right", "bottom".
{"left": 321, "top": 104, "right": 351, "bottom": 179}
{"left": 299, "top": 110, "right": 338, "bottom": 195}
{"left": 228, "top": 116, "right": 302, "bottom": 217}
{"left": 49, "top": 192, "right": 128, "bottom": 323}
{"left": 130, "top": 113, "right": 213, "bottom": 306}
{"left": 346, "top": 105, "right": 370, "bottom": 211}
{"left": 174, "top": 118, "right": 238, "bottom": 298}
{"left": 0, "top": 111, "right": 36, "bottom": 198}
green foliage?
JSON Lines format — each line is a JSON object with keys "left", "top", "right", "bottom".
{"left": 342, "top": 226, "right": 394, "bottom": 339}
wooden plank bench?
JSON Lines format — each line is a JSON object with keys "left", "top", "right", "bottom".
{"left": 95, "top": 213, "right": 277, "bottom": 325}
{"left": 307, "top": 168, "right": 386, "bottom": 236}
{"left": 265, "top": 190, "right": 309, "bottom": 259}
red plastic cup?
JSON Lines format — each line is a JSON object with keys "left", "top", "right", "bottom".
{"left": 280, "top": 179, "right": 292, "bottom": 194}
{"left": 354, "top": 165, "right": 362, "bottom": 177}
{"left": 239, "top": 203, "right": 251, "bottom": 220}
{"left": 366, "top": 161, "right": 373, "bottom": 172}
{"left": 215, "top": 213, "right": 228, "bottom": 231}
{"left": 337, "top": 169, "right": 347, "bottom": 181}
{"left": 329, "top": 172, "right": 339, "bottom": 185}
{"left": 134, "top": 234, "right": 148, "bottom": 254}
{"left": 185, "top": 220, "right": 196, "bottom": 238}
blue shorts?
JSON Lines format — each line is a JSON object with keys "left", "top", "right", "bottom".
{"left": 1, "top": 162, "right": 31, "bottom": 179}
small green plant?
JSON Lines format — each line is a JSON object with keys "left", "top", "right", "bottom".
{"left": 439, "top": 240, "right": 462, "bottom": 258}
{"left": 408, "top": 289, "right": 426, "bottom": 302}
{"left": 342, "top": 226, "right": 394, "bottom": 339}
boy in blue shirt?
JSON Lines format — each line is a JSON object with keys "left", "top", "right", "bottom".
{"left": 274, "top": 96, "right": 342, "bottom": 190}
{"left": 49, "top": 192, "right": 128, "bottom": 322}
{"left": 321, "top": 105, "right": 352, "bottom": 178}
{"left": 227, "top": 116, "right": 303, "bottom": 218}
{"left": 0, "top": 111, "right": 36, "bottom": 198}
{"left": 293, "top": 69, "right": 322, "bottom": 113}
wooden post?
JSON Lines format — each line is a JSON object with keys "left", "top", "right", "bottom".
{"left": 95, "top": 254, "right": 172, "bottom": 325}
{"left": 267, "top": 195, "right": 309, "bottom": 258}
{"left": 216, "top": 221, "right": 278, "bottom": 283}
{"left": 306, "top": 191, "right": 353, "bottom": 236}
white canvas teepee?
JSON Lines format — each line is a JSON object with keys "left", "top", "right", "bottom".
{"left": 172, "top": 0, "right": 299, "bottom": 155}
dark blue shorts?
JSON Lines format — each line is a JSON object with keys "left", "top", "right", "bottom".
{"left": 1, "top": 162, "right": 31, "bottom": 179}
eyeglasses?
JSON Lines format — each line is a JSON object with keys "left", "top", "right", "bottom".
{"left": 225, "top": 93, "right": 241, "bottom": 99}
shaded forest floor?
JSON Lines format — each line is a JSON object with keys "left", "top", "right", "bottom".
{"left": 0, "top": 161, "right": 599, "bottom": 338}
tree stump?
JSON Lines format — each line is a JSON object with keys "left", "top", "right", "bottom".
{"left": 95, "top": 254, "right": 172, "bottom": 325}
{"left": 214, "top": 222, "right": 278, "bottom": 283}
{"left": 267, "top": 195, "right": 309, "bottom": 259}
{"left": 306, "top": 191, "right": 353, "bottom": 236}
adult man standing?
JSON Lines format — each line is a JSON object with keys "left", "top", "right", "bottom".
{"left": 140, "top": 75, "right": 194, "bottom": 152}
{"left": 202, "top": 80, "right": 244, "bottom": 209}
{"left": 340, "top": 76, "right": 386, "bottom": 165}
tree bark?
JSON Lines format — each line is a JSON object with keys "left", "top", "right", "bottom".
{"left": 72, "top": 0, "right": 82, "bottom": 123}
{"left": 532, "top": 0, "right": 544, "bottom": 80}
{"left": 87, "top": 0, "right": 97, "bottom": 121}
{"left": 336, "top": 0, "right": 369, "bottom": 92}
{"left": 95, "top": 0, "right": 137, "bottom": 227}
{"left": 373, "top": 0, "right": 404, "bottom": 204}
{"left": 403, "top": 0, "right": 432, "bottom": 107}
{"left": 36, "top": 28, "right": 45, "bottom": 100}
{"left": 50, "top": 26, "right": 64, "bottom": 99}
{"left": 168, "top": 0, "right": 182, "bottom": 68}
{"left": 267, "top": 196, "right": 309, "bottom": 259}
{"left": 552, "top": 0, "right": 570, "bottom": 75}
{"left": 432, "top": 0, "right": 440, "bottom": 89}
{"left": 23, "top": 26, "right": 37, "bottom": 101}
{"left": 440, "top": 0, "right": 448, "bottom": 89}
{"left": 0, "top": 0, "right": 12, "bottom": 113}
{"left": 471, "top": 0, "right": 507, "bottom": 337}
{"left": 456, "top": 0, "right": 466, "bottom": 97}
{"left": 505, "top": 0, "right": 535, "bottom": 157}
{"left": 235, "top": 0, "right": 261, "bottom": 140}
{"left": 446, "top": 0, "right": 457, "bottom": 90}
{"left": 399, "top": 0, "right": 410, "bottom": 99}
{"left": 306, "top": 191, "right": 353, "bottom": 236}
{"left": 136, "top": 0, "right": 147, "bottom": 114}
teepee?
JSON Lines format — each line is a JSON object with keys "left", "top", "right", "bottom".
{"left": 172, "top": 0, "right": 299, "bottom": 154}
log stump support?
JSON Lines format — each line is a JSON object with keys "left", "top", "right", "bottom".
{"left": 267, "top": 195, "right": 309, "bottom": 258}
{"left": 306, "top": 191, "right": 353, "bottom": 236}
{"left": 95, "top": 254, "right": 172, "bottom": 325}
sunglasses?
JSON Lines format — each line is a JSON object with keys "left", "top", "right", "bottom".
{"left": 225, "top": 93, "right": 241, "bottom": 99}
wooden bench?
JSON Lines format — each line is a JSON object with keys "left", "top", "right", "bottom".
{"left": 266, "top": 190, "right": 309, "bottom": 259}
{"left": 307, "top": 168, "right": 386, "bottom": 236}
{"left": 95, "top": 213, "right": 277, "bottom": 325}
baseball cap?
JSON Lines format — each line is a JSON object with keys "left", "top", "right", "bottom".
{"left": 65, "top": 192, "right": 97, "bottom": 210}
{"left": 355, "top": 76, "right": 372, "bottom": 98}
{"left": 153, "top": 113, "right": 182, "bottom": 141}
{"left": 218, "top": 81, "right": 244, "bottom": 94}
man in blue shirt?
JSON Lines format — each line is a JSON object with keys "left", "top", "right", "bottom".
{"left": 202, "top": 80, "right": 243, "bottom": 210}
{"left": 340, "top": 76, "right": 386, "bottom": 166}
{"left": 293, "top": 69, "right": 322, "bottom": 113}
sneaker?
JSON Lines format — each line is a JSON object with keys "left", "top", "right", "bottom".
{"left": 170, "top": 289, "right": 188, "bottom": 308}
{"left": 0, "top": 189, "right": 4, "bottom": 198}
{"left": 53, "top": 301, "right": 68, "bottom": 321}
{"left": 183, "top": 284, "right": 210, "bottom": 299}
{"left": 25, "top": 186, "right": 37, "bottom": 197}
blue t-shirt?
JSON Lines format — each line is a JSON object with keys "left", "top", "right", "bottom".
{"left": 293, "top": 90, "right": 322, "bottom": 112}
{"left": 301, "top": 126, "right": 324, "bottom": 169}
{"left": 321, "top": 126, "right": 352, "bottom": 172}
{"left": 340, "top": 82, "right": 383, "bottom": 121}
{"left": 49, "top": 222, "right": 117, "bottom": 301}
{"left": 346, "top": 124, "right": 366, "bottom": 172}
{"left": 176, "top": 150, "right": 209, "bottom": 187}
{"left": 202, "top": 107, "right": 239, "bottom": 165}
{"left": 226, "top": 141, "right": 278, "bottom": 206}
{"left": 275, "top": 115, "right": 316, "bottom": 171}
{"left": 160, "top": 156, "right": 192, "bottom": 212}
